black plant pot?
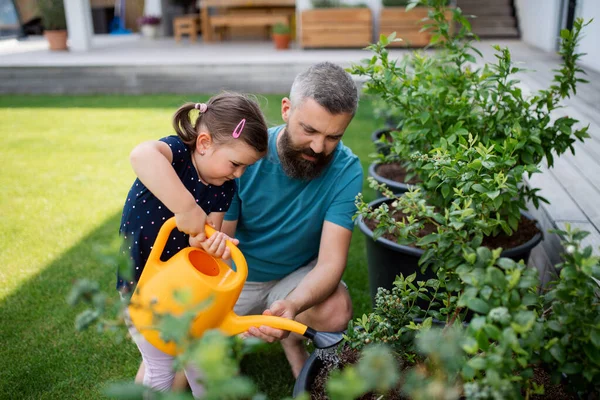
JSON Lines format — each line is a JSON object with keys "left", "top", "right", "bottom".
{"left": 292, "top": 350, "right": 322, "bottom": 398}
{"left": 368, "top": 162, "right": 414, "bottom": 195}
{"left": 293, "top": 319, "right": 445, "bottom": 398}
{"left": 371, "top": 127, "right": 393, "bottom": 156}
{"left": 357, "top": 197, "right": 544, "bottom": 304}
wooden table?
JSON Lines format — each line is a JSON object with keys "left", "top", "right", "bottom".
{"left": 201, "top": 0, "right": 296, "bottom": 42}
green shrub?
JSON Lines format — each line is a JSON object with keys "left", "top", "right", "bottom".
{"left": 38, "top": 0, "right": 67, "bottom": 31}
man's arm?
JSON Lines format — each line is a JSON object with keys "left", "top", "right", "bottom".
{"left": 285, "top": 221, "right": 352, "bottom": 315}
{"left": 222, "top": 219, "right": 238, "bottom": 238}
{"left": 249, "top": 221, "right": 353, "bottom": 342}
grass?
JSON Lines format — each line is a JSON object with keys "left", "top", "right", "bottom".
{"left": 0, "top": 94, "right": 378, "bottom": 399}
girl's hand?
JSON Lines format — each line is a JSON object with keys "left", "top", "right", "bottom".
{"left": 190, "top": 231, "right": 239, "bottom": 260}
{"left": 174, "top": 205, "right": 207, "bottom": 241}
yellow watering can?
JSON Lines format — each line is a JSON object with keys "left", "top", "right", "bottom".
{"left": 128, "top": 217, "right": 344, "bottom": 356}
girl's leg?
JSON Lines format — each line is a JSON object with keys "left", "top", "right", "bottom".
{"left": 183, "top": 365, "right": 205, "bottom": 399}
{"left": 136, "top": 361, "right": 188, "bottom": 391}
{"left": 135, "top": 361, "right": 145, "bottom": 383}
{"left": 172, "top": 370, "right": 190, "bottom": 392}
{"left": 127, "top": 324, "right": 176, "bottom": 391}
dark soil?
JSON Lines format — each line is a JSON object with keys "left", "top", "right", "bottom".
{"left": 364, "top": 208, "right": 540, "bottom": 251}
{"left": 309, "top": 348, "right": 577, "bottom": 399}
{"left": 310, "top": 346, "right": 407, "bottom": 400}
{"left": 375, "top": 163, "right": 421, "bottom": 185}
{"left": 365, "top": 208, "right": 436, "bottom": 246}
{"left": 481, "top": 216, "right": 539, "bottom": 250}
{"left": 529, "top": 367, "right": 576, "bottom": 400}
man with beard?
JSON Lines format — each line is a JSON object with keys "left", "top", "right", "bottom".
{"left": 220, "top": 61, "right": 363, "bottom": 378}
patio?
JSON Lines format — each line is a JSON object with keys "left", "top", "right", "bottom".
{"left": 1, "top": 33, "right": 599, "bottom": 274}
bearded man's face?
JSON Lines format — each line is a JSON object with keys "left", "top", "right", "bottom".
{"left": 278, "top": 98, "right": 353, "bottom": 180}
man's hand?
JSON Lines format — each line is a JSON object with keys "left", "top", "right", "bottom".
{"left": 245, "top": 299, "right": 301, "bottom": 343}
{"left": 190, "top": 231, "right": 239, "bottom": 260}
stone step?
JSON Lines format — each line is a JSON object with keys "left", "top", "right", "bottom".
{"left": 473, "top": 25, "right": 519, "bottom": 37}
{"left": 458, "top": 5, "right": 514, "bottom": 17}
{"left": 471, "top": 16, "right": 517, "bottom": 28}
{"left": 456, "top": 0, "right": 513, "bottom": 7}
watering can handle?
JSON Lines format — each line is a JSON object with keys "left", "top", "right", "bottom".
{"left": 146, "top": 217, "right": 248, "bottom": 284}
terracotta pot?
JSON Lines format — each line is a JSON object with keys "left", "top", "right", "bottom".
{"left": 272, "top": 33, "right": 290, "bottom": 50}
{"left": 44, "top": 30, "right": 68, "bottom": 51}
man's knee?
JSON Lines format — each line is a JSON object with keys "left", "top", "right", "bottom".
{"left": 315, "top": 284, "right": 353, "bottom": 331}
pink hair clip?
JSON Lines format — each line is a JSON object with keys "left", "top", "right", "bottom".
{"left": 195, "top": 103, "right": 208, "bottom": 113}
{"left": 232, "top": 118, "right": 246, "bottom": 138}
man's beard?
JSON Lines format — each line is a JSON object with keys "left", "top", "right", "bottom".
{"left": 278, "top": 127, "right": 334, "bottom": 180}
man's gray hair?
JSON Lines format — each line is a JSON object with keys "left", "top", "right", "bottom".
{"left": 289, "top": 62, "right": 358, "bottom": 115}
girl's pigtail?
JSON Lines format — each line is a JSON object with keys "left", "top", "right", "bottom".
{"left": 172, "top": 103, "right": 200, "bottom": 147}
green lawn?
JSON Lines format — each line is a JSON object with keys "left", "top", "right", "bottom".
{"left": 0, "top": 94, "right": 378, "bottom": 399}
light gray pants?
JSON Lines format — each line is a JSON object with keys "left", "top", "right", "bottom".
{"left": 126, "top": 312, "right": 205, "bottom": 398}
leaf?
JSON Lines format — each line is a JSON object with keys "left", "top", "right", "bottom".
{"left": 486, "top": 190, "right": 501, "bottom": 200}
{"left": 464, "top": 53, "right": 476, "bottom": 63}
{"left": 467, "top": 356, "right": 487, "bottom": 370}
{"left": 483, "top": 324, "right": 501, "bottom": 341}
{"left": 560, "top": 363, "right": 582, "bottom": 375}
{"left": 467, "top": 298, "right": 490, "bottom": 315}
{"left": 511, "top": 310, "right": 535, "bottom": 334}
{"left": 441, "top": 184, "right": 450, "bottom": 199}
{"left": 496, "top": 258, "right": 515, "bottom": 270}
{"left": 546, "top": 320, "right": 563, "bottom": 333}
{"left": 583, "top": 345, "right": 600, "bottom": 367}
{"left": 418, "top": 111, "right": 431, "bottom": 124}
{"left": 591, "top": 329, "right": 600, "bottom": 348}
{"left": 472, "top": 183, "right": 486, "bottom": 193}
{"left": 462, "top": 336, "right": 479, "bottom": 355}
{"left": 550, "top": 343, "right": 566, "bottom": 364}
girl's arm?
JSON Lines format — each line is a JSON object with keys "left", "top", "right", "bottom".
{"left": 189, "top": 212, "right": 239, "bottom": 260}
{"left": 130, "top": 140, "right": 207, "bottom": 239}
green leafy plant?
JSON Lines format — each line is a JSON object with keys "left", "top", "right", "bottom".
{"left": 541, "top": 225, "right": 600, "bottom": 394}
{"left": 311, "top": 0, "right": 340, "bottom": 8}
{"left": 272, "top": 23, "right": 291, "bottom": 35}
{"left": 351, "top": 2, "right": 590, "bottom": 239}
{"left": 38, "top": 0, "right": 67, "bottom": 31}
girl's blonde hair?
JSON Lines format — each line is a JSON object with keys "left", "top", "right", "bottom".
{"left": 172, "top": 92, "right": 268, "bottom": 154}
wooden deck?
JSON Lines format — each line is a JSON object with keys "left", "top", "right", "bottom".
{"left": 475, "top": 40, "right": 600, "bottom": 283}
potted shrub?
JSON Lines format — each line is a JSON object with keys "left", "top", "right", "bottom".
{"left": 350, "top": 1, "right": 590, "bottom": 298}
{"left": 301, "top": 0, "right": 372, "bottom": 48}
{"left": 295, "top": 223, "right": 599, "bottom": 398}
{"left": 272, "top": 23, "right": 291, "bottom": 50}
{"left": 379, "top": 0, "right": 452, "bottom": 48}
{"left": 38, "top": 0, "right": 67, "bottom": 51}
{"left": 138, "top": 15, "right": 162, "bottom": 39}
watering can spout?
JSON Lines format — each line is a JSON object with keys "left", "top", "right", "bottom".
{"left": 220, "top": 313, "right": 345, "bottom": 349}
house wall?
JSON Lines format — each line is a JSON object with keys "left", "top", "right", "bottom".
{"left": 515, "top": 0, "right": 562, "bottom": 53}
{"left": 576, "top": 0, "right": 600, "bottom": 72}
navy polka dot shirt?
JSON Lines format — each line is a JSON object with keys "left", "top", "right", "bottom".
{"left": 117, "top": 135, "right": 236, "bottom": 291}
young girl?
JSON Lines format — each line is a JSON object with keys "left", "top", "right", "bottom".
{"left": 118, "top": 92, "right": 268, "bottom": 396}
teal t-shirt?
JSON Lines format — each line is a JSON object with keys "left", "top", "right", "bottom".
{"left": 225, "top": 125, "right": 363, "bottom": 282}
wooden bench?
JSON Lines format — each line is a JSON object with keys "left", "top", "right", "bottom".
{"left": 202, "top": 0, "right": 295, "bottom": 42}
{"left": 173, "top": 14, "right": 201, "bottom": 43}
{"left": 209, "top": 13, "right": 289, "bottom": 41}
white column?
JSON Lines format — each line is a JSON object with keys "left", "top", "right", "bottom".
{"left": 515, "top": 0, "right": 562, "bottom": 53}
{"left": 64, "top": 0, "right": 93, "bottom": 52}
{"left": 145, "top": 0, "right": 163, "bottom": 16}
{"left": 576, "top": 0, "right": 600, "bottom": 73}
